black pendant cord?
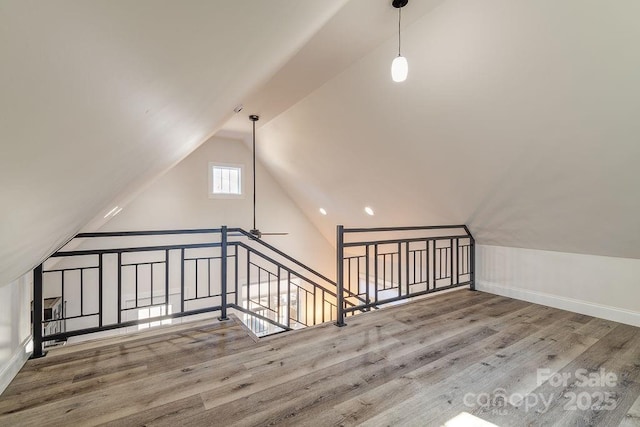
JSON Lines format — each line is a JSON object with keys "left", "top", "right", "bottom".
{"left": 398, "top": 7, "right": 402, "bottom": 56}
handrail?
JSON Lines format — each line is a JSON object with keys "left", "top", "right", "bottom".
{"left": 233, "top": 241, "right": 338, "bottom": 299}
{"left": 235, "top": 241, "right": 357, "bottom": 310}
{"left": 75, "top": 228, "right": 222, "bottom": 238}
{"left": 343, "top": 234, "right": 471, "bottom": 248}
{"left": 52, "top": 242, "right": 221, "bottom": 257}
{"left": 231, "top": 228, "right": 368, "bottom": 307}
{"left": 342, "top": 224, "right": 468, "bottom": 233}
{"left": 229, "top": 228, "right": 336, "bottom": 285}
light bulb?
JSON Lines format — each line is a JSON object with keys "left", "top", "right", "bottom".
{"left": 391, "top": 55, "right": 408, "bottom": 82}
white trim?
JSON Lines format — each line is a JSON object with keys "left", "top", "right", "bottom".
{"left": 477, "top": 280, "right": 640, "bottom": 327}
{"left": 0, "top": 335, "right": 32, "bottom": 395}
{"left": 208, "top": 162, "right": 244, "bottom": 199}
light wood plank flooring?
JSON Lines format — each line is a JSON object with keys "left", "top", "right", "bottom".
{"left": 1, "top": 290, "right": 639, "bottom": 426}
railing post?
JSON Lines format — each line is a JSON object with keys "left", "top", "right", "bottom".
{"left": 31, "top": 264, "right": 46, "bottom": 358}
{"left": 219, "top": 225, "right": 229, "bottom": 320}
{"left": 180, "top": 248, "right": 185, "bottom": 313}
{"left": 461, "top": 225, "right": 476, "bottom": 291}
{"left": 335, "top": 225, "right": 346, "bottom": 327}
{"left": 117, "top": 252, "right": 122, "bottom": 323}
{"left": 470, "top": 236, "right": 476, "bottom": 291}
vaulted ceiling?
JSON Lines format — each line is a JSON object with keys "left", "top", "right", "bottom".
{"left": 0, "top": 0, "right": 348, "bottom": 284}
{"left": 2, "top": 0, "right": 639, "bottom": 285}
{"left": 253, "top": 0, "right": 640, "bottom": 259}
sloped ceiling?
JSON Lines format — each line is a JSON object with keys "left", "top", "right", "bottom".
{"left": 3, "top": 0, "right": 640, "bottom": 288}
{"left": 0, "top": 0, "right": 347, "bottom": 285}
{"left": 254, "top": 0, "right": 640, "bottom": 259}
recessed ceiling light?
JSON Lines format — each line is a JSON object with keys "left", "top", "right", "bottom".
{"left": 319, "top": 208, "right": 327, "bottom": 216}
{"left": 364, "top": 206, "right": 375, "bottom": 216}
{"left": 104, "top": 206, "right": 119, "bottom": 218}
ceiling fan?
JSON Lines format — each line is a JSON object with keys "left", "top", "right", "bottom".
{"left": 246, "top": 114, "right": 288, "bottom": 239}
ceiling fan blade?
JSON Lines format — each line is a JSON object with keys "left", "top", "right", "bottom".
{"left": 246, "top": 229, "right": 289, "bottom": 239}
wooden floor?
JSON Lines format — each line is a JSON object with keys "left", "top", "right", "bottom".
{"left": 1, "top": 290, "right": 640, "bottom": 426}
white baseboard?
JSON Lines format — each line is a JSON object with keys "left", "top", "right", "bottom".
{"left": 0, "top": 335, "right": 32, "bottom": 395}
{"left": 477, "top": 281, "right": 640, "bottom": 328}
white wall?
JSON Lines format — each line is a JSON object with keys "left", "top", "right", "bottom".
{"left": 0, "top": 273, "right": 32, "bottom": 395}
{"left": 0, "top": 0, "right": 348, "bottom": 288}
{"left": 477, "top": 245, "right": 640, "bottom": 327}
{"left": 256, "top": 0, "right": 640, "bottom": 262}
{"left": 100, "top": 135, "right": 335, "bottom": 278}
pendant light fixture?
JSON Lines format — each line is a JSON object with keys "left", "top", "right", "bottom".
{"left": 391, "top": 0, "right": 409, "bottom": 82}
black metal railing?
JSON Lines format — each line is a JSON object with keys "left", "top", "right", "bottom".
{"left": 31, "top": 224, "right": 475, "bottom": 357}
{"left": 335, "top": 225, "right": 475, "bottom": 326}
{"left": 31, "top": 227, "right": 352, "bottom": 357}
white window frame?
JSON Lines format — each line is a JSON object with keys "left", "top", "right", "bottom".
{"left": 208, "top": 162, "right": 244, "bottom": 198}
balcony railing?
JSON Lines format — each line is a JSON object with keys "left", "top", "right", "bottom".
{"left": 335, "top": 225, "right": 475, "bottom": 326}
{"left": 31, "top": 227, "right": 354, "bottom": 357}
{"left": 31, "top": 224, "right": 475, "bottom": 357}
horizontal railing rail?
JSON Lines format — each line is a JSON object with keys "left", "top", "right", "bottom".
{"left": 229, "top": 228, "right": 367, "bottom": 307}
{"left": 75, "top": 228, "right": 223, "bottom": 238}
{"left": 231, "top": 242, "right": 338, "bottom": 330}
{"left": 229, "top": 228, "right": 334, "bottom": 286}
{"left": 335, "top": 224, "right": 475, "bottom": 326}
{"left": 342, "top": 224, "right": 471, "bottom": 233}
{"left": 52, "top": 242, "right": 221, "bottom": 257}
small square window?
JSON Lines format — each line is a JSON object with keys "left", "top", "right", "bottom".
{"left": 209, "top": 163, "right": 243, "bottom": 198}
